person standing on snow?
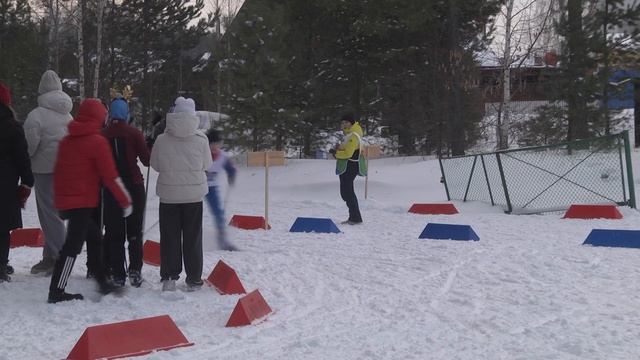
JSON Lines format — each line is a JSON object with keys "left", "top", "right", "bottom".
{"left": 150, "top": 97, "right": 212, "bottom": 292}
{"left": 23, "top": 70, "right": 72, "bottom": 275}
{"left": 205, "top": 129, "right": 237, "bottom": 251}
{"left": 329, "top": 113, "right": 365, "bottom": 225}
{"left": 102, "top": 97, "right": 150, "bottom": 287}
{"left": 48, "top": 98, "right": 132, "bottom": 303}
{"left": 0, "top": 82, "right": 34, "bottom": 282}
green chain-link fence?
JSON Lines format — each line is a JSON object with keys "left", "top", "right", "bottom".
{"left": 439, "top": 131, "right": 636, "bottom": 214}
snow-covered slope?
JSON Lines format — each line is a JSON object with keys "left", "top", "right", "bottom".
{"left": 2, "top": 153, "right": 640, "bottom": 359}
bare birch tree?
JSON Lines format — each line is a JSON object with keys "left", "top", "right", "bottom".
{"left": 491, "top": 0, "right": 556, "bottom": 149}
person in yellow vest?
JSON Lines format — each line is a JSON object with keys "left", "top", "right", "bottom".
{"left": 329, "top": 113, "right": 365, "bottom": 225}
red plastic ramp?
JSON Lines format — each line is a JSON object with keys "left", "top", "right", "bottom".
{"left": 563, "top": 204, "right": 623, "bottom": 219}
{"left": 142, "top": 240, "right": 161, "bottom": 266}
{"left": 66, "top": 315, "right": 193, "bottom": 360}
{"left": 206, "top": 260, "right": 246, "bottom": 295}
{"left": 408, "top": 203, "right": 458, "bottom": 215}
{"left": 226, "top": 290, "right": 273, "bottom": 327}
{"left": 10, "top": 228, "right": 44, "bottom": 248}
{"left": 229, "top": 215, "right": 271, "bottom": 230}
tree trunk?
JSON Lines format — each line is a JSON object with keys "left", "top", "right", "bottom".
{"left": 567, "top": 0, "right": 588, "bottom": 142}
{"left": 92, "top": 0, "right": 106, "bottom": 98}
{"left": 77, "top": 0, "right": 85, "bottom": 100}
{"left": 499, "top": 0, "right": 515, "bottom": 150}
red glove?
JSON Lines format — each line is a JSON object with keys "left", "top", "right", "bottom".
{"left": 17, "top": 185, "right": 31, "bottom": 209}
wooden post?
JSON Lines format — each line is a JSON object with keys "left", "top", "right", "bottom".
{"left": 364, "top": 147, "right": 369, "bottom": 199}
{"left": 363, "top": 145, "right": 380, "bottom": 199}
{"left": 264, "top": 151, "right": 269, "bottom": 229}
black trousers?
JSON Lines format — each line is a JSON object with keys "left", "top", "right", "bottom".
{"left": 0, "top": 231, "right": 9, "bottom": 267}
{"left": 159, "top": 202, "right": 203, "bottom": 282}
{"left": 104, "top": 183, "right": 145, "bottom": 279}
{"left": 49, "top": 208, "right": 106, "bottom": 292}
{"left": 339, "top": 160, "right": 362, "bottom": 223}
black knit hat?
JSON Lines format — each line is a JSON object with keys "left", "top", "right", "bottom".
{"left": 340, "top": 113, "right": 355, "bottom": 124}
{"left": 206, "top": 128, "right": 221, "bottom": 143}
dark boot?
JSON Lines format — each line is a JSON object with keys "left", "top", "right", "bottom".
{"left": 49, "top": 256, "right": 76, "bottom": 295}
{"left": 0, "top": 265, "right": 10, "bottom": 282}
{"left": 96, "top": 277, "right": 125, "bottom": 296}
{"left": 48, "top": 289, "right": 84, "bottom": 303}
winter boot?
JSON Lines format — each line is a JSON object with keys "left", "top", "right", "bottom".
{"left": 96, "top": 277, "right": 125, "bottom": 296}
{"left": 31, "top": 257, "right": 56, "bottom": 275}
{"left": 162, "top": 279, "right": 176, "bottom": 292}
{"left": 0, "top": 265, "right": 10, "bottom": 283}
{"left": 185, "top": 278, "right": 203, "bottom": 292}
{"left": 48, "top": 289, "right": 84, "bottom": 303}
{"left": 128, "top": 270, "right": 144, "bottom": 288}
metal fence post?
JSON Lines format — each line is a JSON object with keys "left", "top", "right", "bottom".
{"left": 623, "top": 130, "right": 636, "bottom": 208}
{"left": 495, "top": 152, "right": 512, "bottom": 213}
{"left": 463, "top": 155, "right": 478, "bottom": 202}
{"left": 480, "top": 155, "right": 495, "bottom": 206}
{"left": 438, "top": 156, "right": 451, "bottom": 201}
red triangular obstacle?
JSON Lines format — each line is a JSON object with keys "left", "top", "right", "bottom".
{"left": 206, "top": 260, "right": 246, "bottom": 295}
{"left": 229, "top": 215, "right": 271, "bottom": 230}
{"left": 226, "top": 290, "right": 273, "bottom": 327}
{"left": 10, "top": 228, "right": 44, "bottom": 248}
{"left": 66, "top": 315, "right": 193, "bottom": 360}
{"left": 142, "top": 240, "right": 161, "bottom": 266}
{"left": 408, "top": 203, "right": 458, "bottom": 215}
{"left": 563, "top": 204, "right": 623, "bottom": 219}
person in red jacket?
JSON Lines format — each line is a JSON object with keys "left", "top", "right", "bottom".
{"left": 102, "top": 97, "right": 150, "bottom": 287}
{"left": 48, "top": 98, "right": 132, "bottom": 303}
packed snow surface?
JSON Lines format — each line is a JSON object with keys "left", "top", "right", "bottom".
{"left": 2, "top": 154, "right": 640, "bottom": 359}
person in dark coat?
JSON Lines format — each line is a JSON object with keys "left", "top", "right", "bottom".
{"left": 102, "top": 97, "right": 150, "bottom": 287}
{"left": 48, "top": 98, "right": 132, "bottom": 303}
{"left": 0, "top": 82, "right": 35, "bottom": 282}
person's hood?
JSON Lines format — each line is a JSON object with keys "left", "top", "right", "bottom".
{"left": 343, "top": 121, "right": 363, "bottom": 137}
{"left": 68, "top": 99, "right": 107, "bottom": 136}
{"left": 37, "top": 90, "right": 72, "bottom": 115}
{"left": 38, "top": 70, "right": 63, "bottom": 94}
{"left": 165, "top": 111, "right": 199, "bottom": 138}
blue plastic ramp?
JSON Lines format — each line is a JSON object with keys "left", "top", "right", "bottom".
{"left": 419, "top": 223, "right": 479, "bottom": 241}
{"left": 583, "top": 229, "right": 640, "bottom": 248}
{"left": 289, "top": 217, "right": 341, "bottom": 234}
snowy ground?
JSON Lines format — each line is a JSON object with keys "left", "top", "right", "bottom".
{"left": 2, "top": 152, "right": 640, "bottom": 360}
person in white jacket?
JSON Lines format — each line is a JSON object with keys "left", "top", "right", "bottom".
{"left": 23, "top": 70, "right": 72, "bottom": 275}
{"left": 150, "top": 97, "right": 213, "bottom": 292}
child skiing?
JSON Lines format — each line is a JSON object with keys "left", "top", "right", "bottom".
{"left": 205, "top": 129, "right": 237, "bottom": 251}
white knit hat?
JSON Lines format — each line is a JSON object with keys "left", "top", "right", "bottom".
{"left": 173, "top": 96, "right": 196, "bottom": 115}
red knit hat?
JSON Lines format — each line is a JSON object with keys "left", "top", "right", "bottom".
{"left": 0, "top": 82, "right": 10, "bottom": 107}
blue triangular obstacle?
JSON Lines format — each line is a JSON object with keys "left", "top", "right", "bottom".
{"left": 419, "top": 223, "right": 479, "bottom": 241}
{"left": 583, "top": 229, "right": 640, "bottom": 248}
{"left": 289, "top": 217, "right": 341, "bottom": 234}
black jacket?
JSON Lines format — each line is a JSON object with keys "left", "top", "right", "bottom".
{"left": 0, "top": 104, "right": 34, "bottom": 233}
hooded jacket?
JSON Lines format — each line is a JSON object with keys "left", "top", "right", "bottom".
{"left": 23, "top": 71, "right": 73, "bottom": 174}
{"left": 335, "top": 122, "right": 363, "bottom": 160}
{"left": 150, "top": 111, "right": 213, "bottom": 204}
{"left": 54, "top": 99, "right": 131, "bottom": 211}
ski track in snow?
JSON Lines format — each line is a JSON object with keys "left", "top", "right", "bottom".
{"left": 2, "top": 154, "right": 640, "bottom": 359}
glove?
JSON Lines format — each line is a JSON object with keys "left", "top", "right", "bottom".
{"left": 329, "top": 148, "right": 336, "bottom": 155}
{"left": 123, "top": 206, "right": 133, "bottom": 217}
{"left": 228, "top": 174, "right": 236, "bottom": 187}
{"left": 17, "top": 185, "right": 31, "bottom": 209}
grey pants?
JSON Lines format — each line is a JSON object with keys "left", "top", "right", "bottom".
{"left": 34, "top": 173, "right": 66, "bottom": 260}
{"left": 159, "top": 202, "right": 203, "bottom": 282}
